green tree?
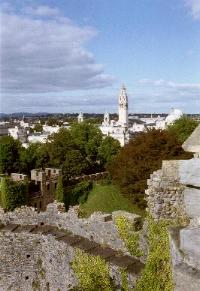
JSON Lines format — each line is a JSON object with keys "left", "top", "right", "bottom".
{"left": 55, "top": 176, "right": 64, "bottom": 203}
{"left": 20, "top": 143, "right": 41, "bottom": 173}
{"left": 0, "top": 177, "right": 28, "bottom": 211}
{"left": 110, "top": 129, "right": 192, "bottom": 209}
{"left": 47, "top": 117, "right": 58, "bottom": 126}
{"left": 61, "top": 149, "right": 88, "bottom": 179}
{"left": 47, "top": 129, "right": 87, "bottom": 179}
{"left": 33, "top": 123, "right": 43, "bottom": 132}
{"left": 98, "top": 136, "right": 121, "bottom": 168}
{"left": 0, "top": 136, "right": 21, "bottom": 174}
{"left": 167, "top": 116, "right": 199, "bottom": 143}
{"left": 70, "top": 123, "right": 103, "bottom": 170}
{"left": 0, "top": 177, "right": 10, "bottom": 209}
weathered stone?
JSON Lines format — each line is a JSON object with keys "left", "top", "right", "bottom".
{"left": 184, "top": 187, "right": 200, "bottom": 218}
{"left": 179, "top": 159, "right": 200, "bottom": 187}
{"left": 182, "top": 123, "right": 200, "bottom": 155}
{"left": 180, "top": 227, "right": 200, "bottom": 269}
{"left": 173, "top": 263, "right": 200, "bottom": 291}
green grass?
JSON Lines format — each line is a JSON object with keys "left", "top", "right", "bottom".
{"left": 80, "top": 182, "right": 145, "bottom": 217}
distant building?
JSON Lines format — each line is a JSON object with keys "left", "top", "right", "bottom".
{"left": 10, "top": 168, "right": 61, "bottom": 211}
{"left": 100, "top": 85, "right": 130, "bottom": 146}
{"left": 100, "top": 85, "right": 184, "bottom": 146}
{"left": 78, "top": 112, "right": 84, "bottom": 123}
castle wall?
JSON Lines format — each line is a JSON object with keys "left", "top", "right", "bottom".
{"left": 0, "top": 207, "right": 144, "bottom": 290}
{"left": 146, "top": 155, "right": 200, "bottom": 291}
{"left": 0, "top": 203, "right": 140, "bottom": 253}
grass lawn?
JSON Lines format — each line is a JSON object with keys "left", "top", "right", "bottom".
{"left": 80, "top": 182, "right": 145, "bottom": 217}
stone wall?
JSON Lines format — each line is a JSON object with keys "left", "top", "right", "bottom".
{"left": 0, "top": 206, "right": 144, "bottom": 290}
{"left": 0, "top": 203, "right": 128, "bottom": 252}
{"left": 0, "top": 224, "right": 144, "bottom": 290}
{"left": 146, "top": 160, "right": 187, "bottom": 221}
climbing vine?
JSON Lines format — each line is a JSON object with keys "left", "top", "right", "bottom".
{"left": 72, "top": 249, "right": 115, "bottom": 290}
{"left": 115, "top": 216, "right": 143, "bottom": 257}
{"left": 135, "top": 216, "right": 174, "bottom": 291}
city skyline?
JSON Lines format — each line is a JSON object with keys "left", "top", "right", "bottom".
{"left": 0, "top": 0, "right": 200, "bottom": 113}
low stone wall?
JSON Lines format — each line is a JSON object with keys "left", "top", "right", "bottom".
{"left": 0, "top": 203, "right": 129, "bottom": 252}
{"left": 146, "top": 161, "right": 187, "bottom": 222}
{"left": 0, "top": 224, "right": 144, "bottom": 290}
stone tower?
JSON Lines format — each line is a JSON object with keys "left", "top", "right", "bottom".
{"left": 77, "top": 112, "right": 84, "bottom": 123}
{"left": 103, "top": 112, "right": 110, "bottom": 126}
{"left": 118, "top": 84, "right": 128, "bottom": 126}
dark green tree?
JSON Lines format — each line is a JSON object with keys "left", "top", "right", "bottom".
{"left": 20, "top": 143, "right": 41, "bottom": 174}
{"left": 167, "top": 116, "right": 199, "bottom": 143}
{"left": 0, "top": 177, "right": 28, "bottom": 211}
{"left": 33, "top": 123, "right": 43, "bottom": 132}
{"left": 0, "top": 136, "right": 21, "bottom": 174}
{"left": 98, "top": 136, "right": 121, "bottom": 168}
{"left": 110, "top": 129, "right": 192, "bottom": 209}
{"left": 55, "top": 176, "right": 64, "bottom": 203}
{"left": 70, "top": 123, "right": 103, "bottom": 170}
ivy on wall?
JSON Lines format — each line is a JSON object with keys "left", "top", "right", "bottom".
{"left": 72, "top": 249, "right": 115, "bottom": 290}
{"left": 115, "top": 216, "right": 143, "bottom": 257}
{"left": 135, "top": 216, "right": 174, "bottom": 291}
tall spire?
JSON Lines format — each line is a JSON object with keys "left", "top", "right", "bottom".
{"left": 118, "top": 84, "right": 128, "bottom": 126}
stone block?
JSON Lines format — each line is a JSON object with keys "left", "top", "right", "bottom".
{"left": 162, "top": 160, "right": 179, "bottom": 180}
{"left": 180, "top": 227, "right": 200, "bottom": 268}
{"left": 184, "top": 187, "right": 200, "bottom": 218}
{"left": 179, "top": 159, "right": 200, "bottom": 187}
{"left": 182, "top": 124, "right": 200, "bottom": 155}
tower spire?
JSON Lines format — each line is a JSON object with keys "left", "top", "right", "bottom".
{"left": 118, "top": 84, "right": 128, "bottom": 126}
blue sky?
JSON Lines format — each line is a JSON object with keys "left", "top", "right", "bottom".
{"left": 0, "top": 0, "right": 200, "bottom": 113}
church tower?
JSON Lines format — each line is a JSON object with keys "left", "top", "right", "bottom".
{"left": 118, "top": 84, "right": 128, "bottom": 126}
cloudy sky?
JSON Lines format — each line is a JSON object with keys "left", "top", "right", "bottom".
{"left": 0, "top": 0, "right": 200, "bottom": 113}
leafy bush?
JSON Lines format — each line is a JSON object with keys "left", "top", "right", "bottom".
{"left": 110, "top": 129, "right": 192, "bottom": 209}
{"left": 68, "top": 181, "right": 93, "bottom": 206}
{"left": 136, "top": 217, "right": 173, "bottom": 291}
{"left": 72, "top": 249, "right": 114, "bottom": 290}
{"left": 55, "top": 176, "right": 64, "bottom": 203}
{"left": 115, "top": 216, "right": 143, "bottom": 257}
{"left": 0, "top": 177, "right": 28, "bottom": 211}
{"left": 167, "top": 116, "right": 199, "bottom": 143}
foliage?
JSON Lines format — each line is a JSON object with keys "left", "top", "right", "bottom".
{"left": 70, "top": 123, "right": 103, "bottom": 171}
{"left": 167, "top": 116, "right": 199, "bottom": 143}
{"left": 115, "top": 216, "right": 143, "bottom": 257}
{"left": 0, "top": 177, "right": 28, "bottom": 211}
{"left": 55, "top": 176, "right": 64, "bottom": 203}
{"left": 121, "top": 268, "right": 129, "bottom": 291}
{"left": 72, "top": 249, "right": 114, "bottom": 290}
{"left": 0, "top": 136, "right": 21, "bottom": 174}
{"left": 46, "top": 117, "right": 61, "bottom": 126}
{"left": 135, "top": 216, "right": 173, "bottom": 291}
{"left": 110, "top": 129, "right": 192, "bottom": 209}
{"left": 70, "top": 180, "right": 93, "bottom": 205}
{"left": 61, "top": 150, "right": 88, "bottom": 179}
{"left": 98, "top": 136, "right": 121, "bottom": 168}
{"left": 79, "top": 183, "right": 144, "bottom": 218}
{"left": 33, "top": 123, "right": 43, "bottom": 132}
{"left": 20, "top": 143, "right": 41, "bottom": 174}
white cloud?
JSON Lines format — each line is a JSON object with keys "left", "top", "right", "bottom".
{"left": 0, "top": 6, "right": 114, "bottom": 97}
{"left": 139, "top": 79, "right": 200, "bottom": 91}
{"left": 185, "top": 0, "right": 200, "bottom": 20}
{"left": 22, "top": 5, "right": 61, "bottom": 17}
{"left": 137, "top": 78, "right": 200, "bottom": 112}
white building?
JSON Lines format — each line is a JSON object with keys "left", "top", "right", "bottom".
{"left": 99, "top": 85, "right": 184, "bottom": 146}
{"left": 100, "top": 85, "right": 130, "bottom": 146}
{"left": 78, "top": 112, "right": 84, "bottom": 123}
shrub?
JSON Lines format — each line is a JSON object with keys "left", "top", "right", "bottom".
{"left": 0, "top": 177, "right": 28, "bottom": 211}
{"left": 136, "top": 217, "right": 173, "bottom": 291}
{"left": 72, "top": 249, "right": 114, "bottom": 290}
{"left": 110, "top": 129, "right": 192, "bottom": 209}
